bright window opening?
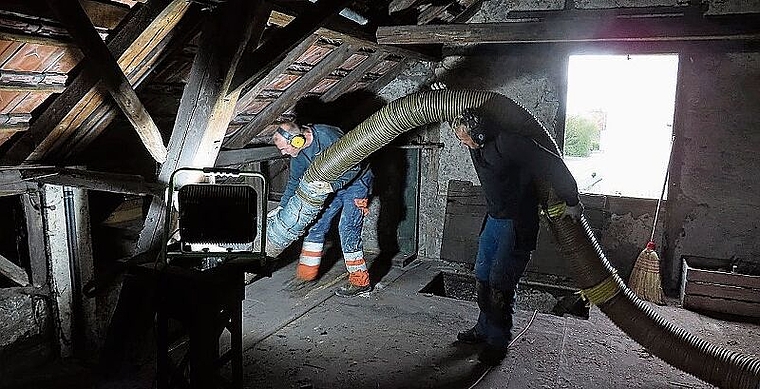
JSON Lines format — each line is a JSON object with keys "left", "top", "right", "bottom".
{"left": 563, "top": 54, "right": 678, "bottom": 199}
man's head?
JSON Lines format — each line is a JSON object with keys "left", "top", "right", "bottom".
{"left": 451, "top": 109, "right": 487, "bottom": 149}
{"left": 272, "top": 122, "right": 307, "bottom": 157}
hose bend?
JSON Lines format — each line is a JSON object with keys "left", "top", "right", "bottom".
{"left": 267, "top": 90, "right": 760, "bottom": 388}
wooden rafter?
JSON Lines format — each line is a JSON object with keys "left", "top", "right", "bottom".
{"left": 228, "top": 0, "right": 352, "bottom": 95}
{"left": 0, "top": 0, "right": 189, "bottom": 165}
{"left": 215, "top": 146, "right": 284, "bottom": 167}
{"left": 321, "top": 49, "right": 384, "bottom": 101}
{"left": 0, "top": 253, "right": 29, "bottom": 287}
{"left": 226, "top": 43, "right": 354, "bottom": 148}
{"left": 376, "top": 13, "right": 760, "bottom": 45}
{"left": 59, "top": 7, "right": 205, "bottom": 161}
{"left": 45, "top": 0, "right": 167, "bottom": 163}
{"left": 28, "top": 168, "right": 164, "bottom": 197}
{"left": 368, "top": 60, "right": 407, "bottom": 93}
{"left": 135, "top": 0, "right": 268, "bottom": 257}
{"left": 268, "top": 8, "right": 439, "bottom": 62}
{"left": 2, "top": 0, "right": 130, "bottom": 30}
{"left": 223, "top": 34, "right": 318, "bottom": 147}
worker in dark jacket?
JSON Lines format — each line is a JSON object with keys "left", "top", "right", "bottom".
{"left": 451, "top": 104, "right": 582, "bottom": 365}
{"left": 271, "top": 121, "right": 374, "bottom": 297}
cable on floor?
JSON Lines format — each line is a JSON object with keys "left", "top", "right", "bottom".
{"left": 468, "top": 309, "right": 540, "bottom": 389}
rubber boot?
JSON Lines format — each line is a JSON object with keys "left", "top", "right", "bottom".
{"left": 478, "top": 288, "right": 514, "bottom": 366}
{"left": 458, "top": 280, "right": 489, "bottom": 344}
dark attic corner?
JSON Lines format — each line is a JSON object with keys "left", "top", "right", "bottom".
{"left": 1, "top": 0, "right": 759, "bottom": 388}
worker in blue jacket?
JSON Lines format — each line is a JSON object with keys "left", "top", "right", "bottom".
{"left": 451, "top": 102, "right": 582, "bottom": 365}
{"left": 271, "top": 121, "right": 373, "bottom": 297}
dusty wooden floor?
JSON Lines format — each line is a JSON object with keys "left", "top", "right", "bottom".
{"left": 6, "top": 254, "right": 760, "bottom": 389}
{"left": 235, "top": 256, "right": 760, "bottom": 389}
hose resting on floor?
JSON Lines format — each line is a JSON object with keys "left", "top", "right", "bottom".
{"left": 266, "top": 90, "right": 760, "bottom": 389}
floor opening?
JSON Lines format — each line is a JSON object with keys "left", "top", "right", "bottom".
{"left": 420, "top": 272, "right": 589, "bottom": 319}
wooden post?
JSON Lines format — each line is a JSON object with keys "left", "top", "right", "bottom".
{"left": 22, "top": 191, "right": 47, "bottom": 287}
{"left": 43, "top": 184, "right": 74, "bottom": 357}
{"left": 136, "top": 0, "right": 268, "bottom": 256}
{"left": 67, "top": 187, "right": 98, "bottom": 355}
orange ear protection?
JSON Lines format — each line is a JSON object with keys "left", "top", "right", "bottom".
{"left": 276, "top": 127, "right": 306, "bottom": 148}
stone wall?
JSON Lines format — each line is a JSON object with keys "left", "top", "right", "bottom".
{"left": 395, "top": 0, "right": 760, "bottom": 294}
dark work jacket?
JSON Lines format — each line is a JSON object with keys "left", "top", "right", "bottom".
{"left": 470, "top": 131, "right": 579, "bottom": 251}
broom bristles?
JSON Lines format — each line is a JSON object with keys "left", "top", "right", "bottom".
{"left": 628, "top": 248, "right": 664, "bottom": 304}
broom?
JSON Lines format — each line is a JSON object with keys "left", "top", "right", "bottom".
{"left": 628, "top": 159, "right": 669, "bottom": 305}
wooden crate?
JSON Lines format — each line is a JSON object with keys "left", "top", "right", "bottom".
{"left": 680, "top": 256, "right": 760, "bottom": 318}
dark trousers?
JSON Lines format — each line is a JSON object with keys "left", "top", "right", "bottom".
{"left": 473, "top": 216, "right": 532, "bottom": 350}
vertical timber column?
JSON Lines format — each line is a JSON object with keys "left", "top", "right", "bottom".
{"left": 68, "top": 188, "right": 98, "bottom": 356}
{"left": 43, "top": 185, "right": 73, "bottom": 357}
{"left": 22, "top": 191, "right": 48, "bottom": 287}
{"left": 135, "top": 0, "right": 266, "bottom": 257}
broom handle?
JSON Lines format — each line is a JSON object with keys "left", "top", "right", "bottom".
{"left": 651, "top": 139, "right": 674, "bottom": 242}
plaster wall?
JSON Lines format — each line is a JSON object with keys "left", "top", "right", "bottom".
{"left": 665, "top": 52, "right": 760, "bottom": 287}
{"left": 405, "top": 0, "right": 710, "bottom": 285}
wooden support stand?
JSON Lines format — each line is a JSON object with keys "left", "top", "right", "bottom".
{"left": 148, "top": 258, "right": 267, "bottom": 389}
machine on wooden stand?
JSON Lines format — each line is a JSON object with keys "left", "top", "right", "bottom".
{"left": 154, "top": 167, "right": 272, "bottom": 389}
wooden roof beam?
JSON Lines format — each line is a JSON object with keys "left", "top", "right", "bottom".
{"left": 135, "top": 0, "right": 269, "bottom": 258}
{"left": 228, "top": 0, "right": 353, "bottom": 95}
{"left": 268, "top": 6, "right": 440, "bottom": 62}
{"left": 321, "top": 49, "right": 384, "bottom": 101}
{"left": 225, "top": 43, "right": 354, "bottom": 148}
{"left": 28, "top": 168, "right": 164, "bottom": 197}
{"left": 45, "top": 0, "right": 167, "bottom": 163}
{"left": 0, "top": 0, "right": 189, "bottom": 166}
{"left": 59, "top": 7, "right": 205, "bottom": 161}
{"left": 376, "top": 13, "right": 760, "bottom": 45}
{"left": 215, "top": 146, "right": 284, "bottom": 166}
{"left": 1, "top": 0, "right": 130, "bottom": 30}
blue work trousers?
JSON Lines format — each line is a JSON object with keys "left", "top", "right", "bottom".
{"left": 474, "top": 216, "right": 532, "bottom": 350}
{"left": 304, "top": 173, "right": 372, "bottom": 253}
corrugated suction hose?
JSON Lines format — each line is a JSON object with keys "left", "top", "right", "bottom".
{"left": 267, "top": 90, "right": 760, "bottom": 389}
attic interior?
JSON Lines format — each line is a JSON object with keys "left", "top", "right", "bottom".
{"left": 1, "top": 0, "right": 760, "bottom": 388}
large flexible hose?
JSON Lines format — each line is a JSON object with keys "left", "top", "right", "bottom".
{"left": 267, "top": 90, "right": 760, "bottom": 388}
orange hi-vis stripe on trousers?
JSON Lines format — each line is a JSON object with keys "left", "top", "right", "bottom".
{"left": 297, "top": 242, "right": 323, "bottom": 281}
{"left": 344, "top": 250, "right": 369, "bottom": 287}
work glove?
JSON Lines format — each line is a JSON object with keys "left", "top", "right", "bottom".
{"left": 546, "top": 202, "right": 583, "bottom": 221}
{"left": 267, "top": 206, "right": 282, "bottom": 219}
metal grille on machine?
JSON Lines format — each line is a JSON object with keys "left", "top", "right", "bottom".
{"left": 178, "top": 184, "right": 257, "bottom": 244}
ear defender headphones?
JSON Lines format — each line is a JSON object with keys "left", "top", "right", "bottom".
{"left": 276, "top": 126, "right": 306, "bottom": 148}
{"left": 453, "top": 108, "right": 487, "bottom": 146}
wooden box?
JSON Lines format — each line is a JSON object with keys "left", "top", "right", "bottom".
{"left": 680, "top": 256, "right": 760, "bottom": 319}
